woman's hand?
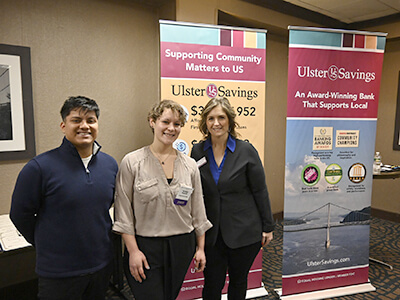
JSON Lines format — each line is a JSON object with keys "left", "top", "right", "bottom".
{"left": 194, "top": 248, "right": 206, "bottom": 272}
{"left": 261, "top": 231, "right": 273, "bottom": 248}
{"left": 129, "top": 249, "right": 150, "bottom": 283}
{"left": 123, "top": 233, "right": 150, "bottom": 283}
{"left": 194, "top": 233, "right": 206, "bottom": 272}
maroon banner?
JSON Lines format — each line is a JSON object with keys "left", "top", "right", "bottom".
{"left": 287, "top": 48, "right": 384, "bottom": 118}
{"left": 282, "top": 27, "right": 386, "bottom": 298}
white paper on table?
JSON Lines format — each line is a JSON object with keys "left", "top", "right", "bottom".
{"left": 0, "top": 214, "right": 31, "bottom": 251}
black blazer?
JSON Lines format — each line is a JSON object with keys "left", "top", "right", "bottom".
{"left": 191, "top": 138, "right": 275, "bottom": 249}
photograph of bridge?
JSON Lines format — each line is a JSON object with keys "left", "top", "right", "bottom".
{"left": 283, "top": 118, "right": 376, "bottom": 276}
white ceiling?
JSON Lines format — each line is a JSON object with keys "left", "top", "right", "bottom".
{"left": 284, "top": 0, "right": 400, "bottom": 23}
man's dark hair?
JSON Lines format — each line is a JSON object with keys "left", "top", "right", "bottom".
{"left": 60, "top": 96, "right": 100, "bottom": 121}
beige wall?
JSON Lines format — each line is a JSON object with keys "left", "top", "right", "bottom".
{"left": 370, "top": 38, "right": 400, "bottom": 214}
{"left": 364, "top": 21, "right": 400, "bottom": 215}
{"left": 174, "top": 0, "right": 318, "bottom": 215}
{"left": 175, "top": 0, "right": 400, "bottom": 216}
{"left": 1, "top": 0, "right": 399, "bottom": 217}
{"left": 0, "top": 0, "right": 161, "bottom": 213}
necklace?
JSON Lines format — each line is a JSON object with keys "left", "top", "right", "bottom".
{"left": 151, "top": 146, "right": 174, "bottom": 165}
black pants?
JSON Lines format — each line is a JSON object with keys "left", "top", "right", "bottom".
{"left": 202, "top": 234, "right": 261, "bottom": 300}
{"left": 123, "top": 231, "right": 196, "bottom": 300}
{"left": 37, "top": 262, "right": 113, "bottom": 300}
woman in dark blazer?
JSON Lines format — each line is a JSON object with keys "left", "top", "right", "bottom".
{"left": 191, "top": 97, "right": 275, "bottom": 300}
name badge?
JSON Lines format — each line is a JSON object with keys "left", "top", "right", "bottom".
{"left": 174, "top": 185, "right": 193, "bottom": 206}
{"left": 196, "top": 157, "right": 207, "bottom": 168}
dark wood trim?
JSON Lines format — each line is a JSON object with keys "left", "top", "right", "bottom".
{"left": 373, "top": 170, "right": 400, "bottom": 179}
{"left": 371, "top": 208, "right": 400, "bottom": 223}
{"left": 273, "top": 211, "right": 283, "bottom": 221}
{"left": 0, "top": 279, "right": 38, "bottom": 299}
{"left": 393, "top": 71, "right": 400, "bottom": 150}
{"left": 0, "top": 247, "right": 36, "bottom": 288}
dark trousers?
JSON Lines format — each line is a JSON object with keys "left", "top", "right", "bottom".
{"left": 123, "top": 231, "right": 196, "bottom": 300}
{"left": 202, "top": 235, "right": 261, "bottom": 300}
{"left": 37, "top": 262, "right": 113, "bottom": 300}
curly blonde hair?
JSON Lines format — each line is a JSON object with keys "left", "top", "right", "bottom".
{"left": 148, "top": 100, "right": 187, "bottom": 132}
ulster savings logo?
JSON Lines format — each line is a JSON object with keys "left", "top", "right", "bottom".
{"left": 328, "top": 65, "right": 339, "bottom": 81}
{"left": 206, "top": 84, "right": 218, "bottom": 98}
{"left": 297, "top": 65, "right": 376, "bottom": 83}
{"left": 171, "top": 83, "right": 258, "bottom": 100}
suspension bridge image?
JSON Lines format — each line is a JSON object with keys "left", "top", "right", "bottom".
{"left": 282, "top": 203, "right": 371, "bottom": 275}
{"left": 284, "top": 203, "right": 370, "bottom": 248}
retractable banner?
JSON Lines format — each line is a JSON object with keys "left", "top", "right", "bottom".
{"left": 282, "top": 27, "right": 386, "bottom": 298}
{"left": 159, "top": 20, "right": 268, "bottom": 299}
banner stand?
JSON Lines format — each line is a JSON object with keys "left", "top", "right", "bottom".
{"left": 282, "top": 26, "right": 386, "bottom": 298}
{"left": 274, "top": 281, "right": 375, "bottom": 300}
{"left": 160, "top": 20, "right": 269, "bottom": 300}
{"left": 243, "top": 285, "right": 268, "bottom": 299}
{"left": 369, "top": 257, "right": 393, "bottom": 270}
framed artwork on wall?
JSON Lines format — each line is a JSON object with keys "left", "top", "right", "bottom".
{"left": 394, "top": 71, "right": 400, "bottom": 150}
{"left": 0, "top": 44, "right": 35, "bottom": 161}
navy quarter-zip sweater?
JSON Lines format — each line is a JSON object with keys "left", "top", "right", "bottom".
{"left": 10, "top": 137, "right": 118, "bottom": 278}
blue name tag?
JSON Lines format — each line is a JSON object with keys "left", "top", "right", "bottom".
{"left": 173, "top": 185, "right": 193, "bottom": 206}
{"left": 174, "top": 199, "right": 188, "bottom": 206}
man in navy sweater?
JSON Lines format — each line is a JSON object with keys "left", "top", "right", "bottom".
{"left": 10, "top": 96, "right": 118, "bottom": 300}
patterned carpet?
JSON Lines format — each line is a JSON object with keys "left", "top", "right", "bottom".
{"left": 261, "top": 217, "right": 400, "bottom": 300}
{"left": 106, "top": 217, "right": 400, "bottom": 299}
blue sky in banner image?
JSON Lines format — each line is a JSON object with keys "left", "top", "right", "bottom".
{"left": 284, "top": 119, "right": 377, "bottom": 220}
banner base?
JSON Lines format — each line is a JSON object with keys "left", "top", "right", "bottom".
{"left": 274, "top": 281, "right": 375, "bottom": 300}
{"left": 245, "top": 286, "right": 269, "bottom": 299}
{"left": 369, "top": 256, "right": 393, "bottom": 270}
{"left": 192, "top": 287, "right": 268, "bottom": 300}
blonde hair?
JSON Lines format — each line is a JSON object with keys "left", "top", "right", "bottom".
{"left": 198, "top": 97, "right": 239, "bottom": 138}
